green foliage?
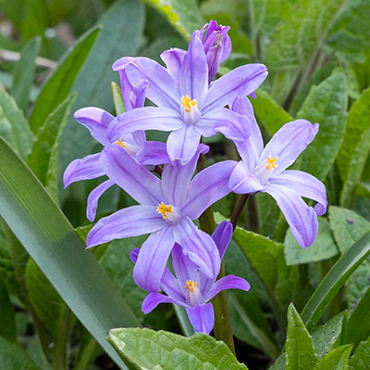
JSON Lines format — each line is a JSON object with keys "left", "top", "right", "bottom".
{"left": 296, "top": 72, "right": 347, "bottom": 181}
{"left": 314, "top": 345, "right": 352, "bottom": 370}
{"left": 329, "top": 206, "right": 370, "bottom": 309}
{"left": 349, "top": 336, "right": 370, "bottom": 369}
{"left": 108, "top": 328, "right": 249, "bottom": 370}
{"left": 284, "top": 218, "right": 338, "bottom": 265}
{"left": 111, "top": 82, "right": 126, "bottom": 115}
{"left": 337, "top": 88, "right": 370, "bottom": 207}
{"left": 145, "top": 0, "right": 204, "bottom": 39}
{"left": 0, "top": 137, "right": 141, "bottom": 369}
{"left": 29, "top": 27, "right": 100, "bottom": 133}
{"left": 0, "top": 337, "right": 40, "bottom": 370}
{"left": 286, "top": 304, "right": 319, "bottom": 370}
{"left": 0, "top": 273, "right": 16, "bottom": 342}
{"left": 0, "top": 85, "right": 34, "bottom": 160}
{"left": 11, "top": 36, "right": 41, "bottom": 115}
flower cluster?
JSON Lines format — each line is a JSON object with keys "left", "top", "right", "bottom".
{"left": 64, "top": 21, "right": 327, "bottom": 334}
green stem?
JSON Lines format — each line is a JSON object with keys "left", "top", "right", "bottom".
{"left": 197, "top": 154, "right": 236, "bottom": 356}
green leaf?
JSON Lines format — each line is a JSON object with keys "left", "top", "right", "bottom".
{"left": 11, "top": 36, "right": 41, "bottom": 115}
{"left": 337, "top": 88, "right": 370, "bottom": 207}
{"left": 27, "top": 92, "right": 77, "bottom": 201}
{"left": 284, "top": 218, "right": 338, "bottom": 265}
{"left": 296, "top": 72, "right": 347, "bottom": 181}
{"left": 0, "top": 337, "right": 40, "bottom": 370}
{"left": 233, "top": 227, "right": 299, "bottom": 316}
{"left": 145, "top": 0, "right": 204, "bottom": 39}
{"left": 324, "top": 0, "right": 370, "bottom": 63}
{"left": 349, "top": 336, "right": 370, "bottom": 370}
{"left": 29, "top": 26, "right": 100, "bottom": 133}
{"left": 59, "top": 0, "right": 144, "bottom": 199}
{"left": 0, "top": 272, "right": 16, "bottom": 342}
{"left": 301, "top": 225, "right": 370, "bottom": 331}
{"left": 315, "top": 344, "right": 352, "bottom": 370}
{"left": 329, "top": 206, "right": 370, "bottom": 309}
{"left": 346, "top": 287, "right": 370, "bottom": 349}
{"left": 312, "top": 313, "right": 344, "bottom": 360}
{"left": 250, "top": 89, "right": 293, "bottom": 136}
{"left": 0, "top": 85, "right": 34, "bottom": 160}
{"left": 0, "top": 137, "right": 141, "bottom": 369}
{"left": 111, "top": 82, "right": 126, "bottom": 115}
{"left": 108, "top": 328, "right": 249, "bottom": 370}
{"left": 286, "top": 303, "right": 319, "bottom": 370}
{"left": 266, "top": 0, "right": 348, "bottom": 71}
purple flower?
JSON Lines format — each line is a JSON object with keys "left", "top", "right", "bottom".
{"left": 109, "top": 30, "right": 267, "bottom": 165}
{"left": 229, "top": 97, "right": 327, "bottom": 248}
{"left": 130, "top": 221, "right": 250, "bottom": 335}
{"left": 86, "top": 143, "right": 237, "bottom": 292}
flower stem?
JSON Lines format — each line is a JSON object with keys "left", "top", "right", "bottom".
{"left": 230, "top": 194, "right": 251, "bottom": 230}
{"left": 197, "top": 153, "right": 236, "bottom": 356}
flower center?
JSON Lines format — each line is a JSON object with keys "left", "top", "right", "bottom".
{"left": 185, "top": 280, "right": 197, "bottom": 293}
{"left": 114, "top": 138, "right": 137, "bottom": 156}
{"left": 156, "top": 202, "right": 173, "bottom": 219}
{"left": 265, "top": 154, "right": 278, "bottom": 171}
{"left": 115, "top": 137, "right": 126, "bottom": 149}
{"left": 181, "top": 96, "right": 197, "bottom": 112}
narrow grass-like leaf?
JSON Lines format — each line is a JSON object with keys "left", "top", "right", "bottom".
{"left": 145, "top": 0, "right": 204, "bottom": 39}
{"left": 108, "top": 328, "right": 249, "bottom": 370}
{"left": 12, "top": 36, "right": 41, "bottom": 115}
{"left": 111, "top": 82, "right": 125, "bottom": 115}
{"left": 296, "top": 72, "right": 347, "bottom": 181}
{"left": 284, "top": 218, "right": 338, "bottom": 266}
{"left": 286, "top": 303, "right": 319, "bottom": 370}
{"left": 29, "top": 27, "right": 100, "bottom": 133}
{"left": 329, "top": 206, "right": 370, "bottom": 309}
{"left": 0, "top": 337, "right": 40, "bottom": 370}
{"left": 300, "top": 227, "right": 370, "bottom": 331}
{"left": 349, "top": 336, "right": 370, "bottom": 369}
{"left": 337, "top": 88, "right": 370, "bottom": 207}
{"left": 0, "top": 85, "right": 34, "bottom": 160}
{"left": 315, "top": 344, "right": 352, "bottom": 370}
{"left": 250, "top": 89, "right": 293, "bottom": 136}
{"left": 0, "top": 137, "right": 140, "bottom": 369}
{"left": 0, "top": 273, "right": 16, "bottom": 342}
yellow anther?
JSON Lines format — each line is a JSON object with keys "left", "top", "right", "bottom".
{"left": 115, "top": 137, "right": 126, "bottom": 149}
{"left": 265, "top": 154, "right": 278, "bottom": 171}
{"left": 185, "top": 280, "right": 197, "bottom": 293}
{"left": 156, "top": 202, "right": 173, "bottom": 219}
{"left": 181, "top": 95, "right": 197, "bottom": 112}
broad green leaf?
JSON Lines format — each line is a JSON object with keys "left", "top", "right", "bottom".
{"left": 0, "top": 273, "right": 16, "bottom": 342}
{"left": 27, "top": 92, "right": 77, "bottom": 201}
{"left": 337, "top": 88, "right": 370, "bottom": 207}
{"left": 329, "top": 206, "right": 370, "bottom": 309}
{"left": 111, "top": 82, "right": 125, "bottom": 115}
{"left": 108, "top": 328, "right": 249, "bottom": 370}
{"left": 0, "top": 85, "right": 34, "bottom": 160}
{"left": 269, "top": 354, "right": 286, "bottom": 370}
{"left": 29, "top": 26, "right": 100, "bottom": 133}
{"left": 266, "top": 0, "right": 347, "bottom": 71}
{"left": 349, "top": 336, "right": 370, "bottom": 370}
{"left": 301, "top": 226, "right": 370, "bottom": 331}
{"left": 250, "top": 89, "right": 293, "bottom": 136}
{"left": 233, "top": 226, "right": 299, "bottom": 317}
{"left": 286, "top": 304, "right": 319, "bottom": 370}
{"left": 315, "top": 344, "right": 352, "bottom": 370}
{"left": 12, "top": 36, "right": 41, "bottom": 115}
{"left": 324, "top": 0, "right": 370, "bottom": 63}
{"left": 59, "top": 0, "right": 144, "bottom": 202}
{"left": 145, "top": 0, "right": 204, "bottom": 39}
{"left": 284, "top": 218, "right": 338, "bottom": 265}
{"left": 256, "top": 192, "right": 280, "bottom": 239}
{"left": 296, "top": 73, "right": 347, "bottom": 181}
{"left": 26, "top": 335, "right": 52, "bottom": 370}
{"left": 0, "top": 337, "right": 40, "bottom": 370}
{"left": 0, "top": 137, "right": 141, "bottom": 369}
{"left": 225, "top": 239, "right": 280, "bottom": 359}
{"left": 312, "top": 313, "right": 343, "bottom": 360}
{"left": 346, "top": 287, "right": 370, "bottom": 349}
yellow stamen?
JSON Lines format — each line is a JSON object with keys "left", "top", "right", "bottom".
{"left": 115, "top": 137, "right": 126, "bottom": 149}
{"left": 156, "top": 202, "right": 173, "bottom": 219}
{"left": 265, "top": 154, "right": 278, "bottom": 171}
{"left": 185, "top": 280, "right": 197, "bottom": 293}
{"left": 181, "top": 95, "right": 197, "bottom": 112}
